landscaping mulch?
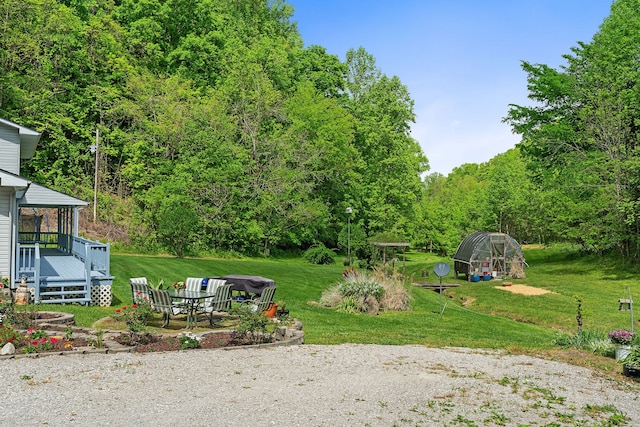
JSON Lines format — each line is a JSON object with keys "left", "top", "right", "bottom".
{"left": 113, "top": 331, "right": 254, "bottom": 352}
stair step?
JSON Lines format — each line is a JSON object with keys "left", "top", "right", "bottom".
{"left": 39, "top": 298, "right": 90, "bottom": 304}
{"left": 39, "top": 290, "right": 88, "bottom": 296}
{"left": 41, "top": 277, "right": 86, "bottom": 284}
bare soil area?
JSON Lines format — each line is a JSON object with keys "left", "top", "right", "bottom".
{"left": 494, "top": 283, "right": 555, "bottom": 296}
{"left": 112, "top": 331, "right": 254, "bottom": 352}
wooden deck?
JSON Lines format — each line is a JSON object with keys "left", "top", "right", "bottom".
{"left": 40, "top": 248, "right": 85, "bottom": 278}
{"left": 19, "top": 246, "right": 112, "bottom": 304}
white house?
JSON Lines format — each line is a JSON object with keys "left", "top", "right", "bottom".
{"left": 0, "top": 118, "right": 112, "bottom": 306}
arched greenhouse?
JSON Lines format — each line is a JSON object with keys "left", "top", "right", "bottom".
{"left": 453, "top": 232, "right": 526, "bottom": 281}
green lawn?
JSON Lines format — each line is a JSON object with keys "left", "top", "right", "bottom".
{"left": 35, "top": 244, "right": 638, "bottom": 353}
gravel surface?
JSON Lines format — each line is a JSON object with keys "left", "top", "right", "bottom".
{"left": 2, "top": 344, "right": 639, "bottom": 426}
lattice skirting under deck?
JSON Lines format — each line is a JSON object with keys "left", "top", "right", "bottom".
{"left": 90, "top": 285, "right": 112, "bottom": 307}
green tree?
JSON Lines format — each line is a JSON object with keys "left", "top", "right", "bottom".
{"left": 504, "top": 0, "right": 640, "bottom": 257}
{"left": 344, "top": 48, "right": 428, "bottom": 241}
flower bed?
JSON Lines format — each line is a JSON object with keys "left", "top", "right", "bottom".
{"left": 113, "top": 331, "right": 256, "bottom": 352}
{"left": 0, "top": 325, "right": 93, "bottom": 355}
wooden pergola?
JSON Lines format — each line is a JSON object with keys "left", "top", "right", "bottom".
{"left": 370, "top": 241, "right": 410, "bottom": 276}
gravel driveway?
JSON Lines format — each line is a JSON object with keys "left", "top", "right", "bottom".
{"left": 2, "top": 344, "right": 639, "bottom": 426}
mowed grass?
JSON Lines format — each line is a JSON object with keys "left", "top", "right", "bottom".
{"left": 37, "top": 244, "right": 637, "bottom": 352}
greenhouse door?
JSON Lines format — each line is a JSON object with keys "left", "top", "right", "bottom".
{"left": 489, "top": 234, "right": 507, "bottom": 276}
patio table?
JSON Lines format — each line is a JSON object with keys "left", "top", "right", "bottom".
{"left": 168, "top": 289, "right": 217, "bottom": 328}
{"left": 214, "top": 275, "right": 275, "bottom": 299}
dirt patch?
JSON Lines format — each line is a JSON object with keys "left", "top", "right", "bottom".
{"left": 495, "top": 284, "right": 555, "bottom": 296}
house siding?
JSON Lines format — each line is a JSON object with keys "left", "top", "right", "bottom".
{"left": 0, "top": 124, "right": 20, "bottom": 174}
{"left": 0, "top": 187, "right": 11, "bottom": 279}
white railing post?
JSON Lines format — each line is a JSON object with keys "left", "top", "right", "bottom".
{"left": 34, "top": 243, "right": 40, "bottom": 302}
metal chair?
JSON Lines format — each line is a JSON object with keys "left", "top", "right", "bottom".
{"left": 249, "top": 286, "right": 277, "bottom": 314}
{"left": 149, "top": 288, "right": 182, "bottom": 328}
{"left": 206, "top": 278, "right": 227, "bottom": 294}
{"left": 185, "top": 277, "right": 206, "bottom": 292}
{"left": 129, "top": 277, "right": 150, "bottom": 304}
{"left": 199, "top": 283, "right": 233, "bottom": 326}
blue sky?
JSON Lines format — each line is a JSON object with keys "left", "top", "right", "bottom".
{"left": 289, "top": 1, "right": 614, "bottom": 176}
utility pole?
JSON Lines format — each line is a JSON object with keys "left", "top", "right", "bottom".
{"left": 346, "top": 207, "right": 353, "bottom": 266}
{"left": 91, "top": 128, "right": 99, "bottom": 222}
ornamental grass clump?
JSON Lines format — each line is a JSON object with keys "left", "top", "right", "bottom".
{"left": 320, "top": 269, "right": 411, "bottom": 314}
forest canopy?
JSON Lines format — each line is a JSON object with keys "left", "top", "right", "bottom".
{"left": 3, "top": 0, "right": 640, "bottom": 262}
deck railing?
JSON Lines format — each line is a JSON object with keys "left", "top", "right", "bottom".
{"left": 18, "top": 231, "right": 58, "bottom": 248}
{"left": 16, "top": 243, "right": 41, "bottom": 293}
{"left": 71, "top": 236, "right": 110, "bottom": 277}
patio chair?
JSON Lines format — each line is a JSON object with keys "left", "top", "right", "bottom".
{"left": 199, "top": 283, "right": 232, "bottom": 326}
{"left": 247, "top": 285, "right": 277, "bottom": 314}
{"left": 206, "top": 278, "right": 227, "bottom": 294}
{"left": 149, "top": 288, "right": 183, "bottom": 328}
{"left": 129, "top": 277, "right": 150, "bottom": 304}
{"left": 185, "top": 277, "right": 206, "bottom": 292}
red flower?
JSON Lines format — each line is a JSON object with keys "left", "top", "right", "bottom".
{"left": 31, "top": 340, "right": 38, "bottom": 345}
{"left": 122, "top": 306, "right": 127, "bottom": 310}
{"left": 27, "top": 327, "right": 34, "bottom": 334}
{"left": 136, "top": 291, "right": 142, "bottom": 295}
{"left": 115, "top": 309, "right": 121, "bottom": 313}
{"left": 132, "top": 304, "right": 138, "bottom": 309}
{"left": 50, "top": 337, "right": 58, "bottom": 344}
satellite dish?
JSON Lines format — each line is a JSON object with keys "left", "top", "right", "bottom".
{"left": 432, "top": 262, "right": 450, "bottom": 316}
{"left": 433, "top": 262, "right": 450, "bottom": 277}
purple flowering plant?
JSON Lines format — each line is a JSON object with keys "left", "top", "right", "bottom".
{"left": 608, "top": 329, "right": 635, "bottom": 345}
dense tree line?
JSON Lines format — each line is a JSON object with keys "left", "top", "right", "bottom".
{"left": 1, "top": 0, "right": 427, "bottom": 257}
{"left": 2, "top": 0, "right": 638, "bottom": 261}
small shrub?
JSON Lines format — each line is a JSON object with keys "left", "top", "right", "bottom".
{"left": 113, "top": 300, "right": 153, "bottom": 333}
{"left": 303, "top": 244, "right": 336, "bottom": 265}
{"left": 0, "top": 303, "right": 37, "bottom": 329}
{"left": 178, "top": 332, "right": 201, "bottom": 350}
{"left": 230, "top": 304, "right": 273, "bottom": 344}
{"left": 0, "top": 324, "right": 23, "bottom": 347}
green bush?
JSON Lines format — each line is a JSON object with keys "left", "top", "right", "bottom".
{"left": 230, "top": 304, "right": 273, "bottom": 344}
{"left": 303, "top": 244, "right": 336, "bottom": 265}
{"left": 178, "top": 332, "right": 201, "bottom": 349}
